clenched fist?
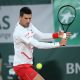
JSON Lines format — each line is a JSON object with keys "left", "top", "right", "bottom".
{"left": 59, "top": 38, "right": 67, "bottom": 46}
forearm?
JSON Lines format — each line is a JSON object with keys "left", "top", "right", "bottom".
{"left": 36, "top": 32, "right": 59, "bottom": 41}
{"left": 33, "top": 25, "right": 59, "bottom": 40}
{"left": 30, "top": 38, "right": 60, "bottom": 49}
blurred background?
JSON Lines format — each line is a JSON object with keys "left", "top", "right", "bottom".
{"left": 0, "top": 0, "right": 80, "bottom": 80}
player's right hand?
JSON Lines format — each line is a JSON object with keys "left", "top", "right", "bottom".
{"left": 59, "top": 38, "right": 67, "bottom": 46}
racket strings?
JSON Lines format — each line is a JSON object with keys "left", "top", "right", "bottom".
{"left": 58, "top": 5, "right": 76, "bottom": 25}
{"left": 58, "top": 5, "right": 76, "bottom": 32}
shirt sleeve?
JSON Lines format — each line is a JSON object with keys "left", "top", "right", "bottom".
{"left": 32, "top": 25, "right": 53, "bottom": 40}
{"left": 20, "top": 34, "right": 60, "bottom": 49}
{"left": 32, "top": 25, "right": 59, "bottom": 40}
{"left": 30, "top": 38, "right": 60, "bottom": 49}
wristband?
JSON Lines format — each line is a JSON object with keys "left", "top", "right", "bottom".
{"left": 52, "top": 33, "right": 59, "bottom": 38}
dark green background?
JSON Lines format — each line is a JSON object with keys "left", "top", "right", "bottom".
{"left": 0, "top": 0, "right": 51, "bottom": 5}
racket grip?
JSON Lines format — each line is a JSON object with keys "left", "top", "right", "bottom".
{"left": 62, "top": 33, "right": 66, "bottom": 38}
{"left": 62, "top": 33, "right": 66, "bottom": 46}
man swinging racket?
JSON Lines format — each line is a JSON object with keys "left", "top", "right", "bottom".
{"left": 13, "top": 7, "right": 71, "bottom": 80}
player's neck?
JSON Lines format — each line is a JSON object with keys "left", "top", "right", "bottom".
{"left": 19, "top": 22, "right": 29, "bottom": 28}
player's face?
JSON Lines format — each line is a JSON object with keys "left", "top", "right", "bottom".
{"left": 19, "top": 14, "right": 32, "bottom": 27}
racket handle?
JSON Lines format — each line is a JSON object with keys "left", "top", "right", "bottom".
{"left": 62, "top": 33, "right": 66, "bottom": 38}
{"left": 62, "top": 33, "right": 66, "bottom": 46}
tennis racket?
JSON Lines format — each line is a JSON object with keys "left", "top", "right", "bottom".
{"left": 58, "top": 5, "right": 76, "bottom": 34}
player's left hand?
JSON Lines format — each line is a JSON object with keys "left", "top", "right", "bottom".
{"left": 58, "top": 31, "right": 71, "bottom": 38}
{"left": 66, "top": 32, "right": 71, "bottom": 38}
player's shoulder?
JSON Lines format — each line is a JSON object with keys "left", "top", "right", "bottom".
{"left": 15, "top": 22, "right": 19, "bottom": 27}
{"left": 14, "top": 22, "right": 23, "bottom": 31}
{"left": 13, "top": 23, "right": 22, "bottom": 35}
{"left": 30, "top": 23, "right": 35, "bottom": 28}
{"left": 30, "top": 23, "right": 37, "bottom": 30}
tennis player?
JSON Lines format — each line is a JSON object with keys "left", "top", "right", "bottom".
{"left": 13, "top": 7, "right": 71, "bottom": 80}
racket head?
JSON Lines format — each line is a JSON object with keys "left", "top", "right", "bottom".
{"left": 58, "top": 5, "right": 76, "bottom": 32}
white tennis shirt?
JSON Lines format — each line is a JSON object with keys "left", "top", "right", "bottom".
{"left": 13, "top": 22, "right": 60, "bottom": 66}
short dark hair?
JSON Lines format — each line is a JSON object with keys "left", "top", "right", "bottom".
{"left": 20, "top": 7, "right": 32, "bottom": 16}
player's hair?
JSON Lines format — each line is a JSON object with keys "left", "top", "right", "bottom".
{"left": 20, "top": 7, "right": 32, "bottom": 16}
